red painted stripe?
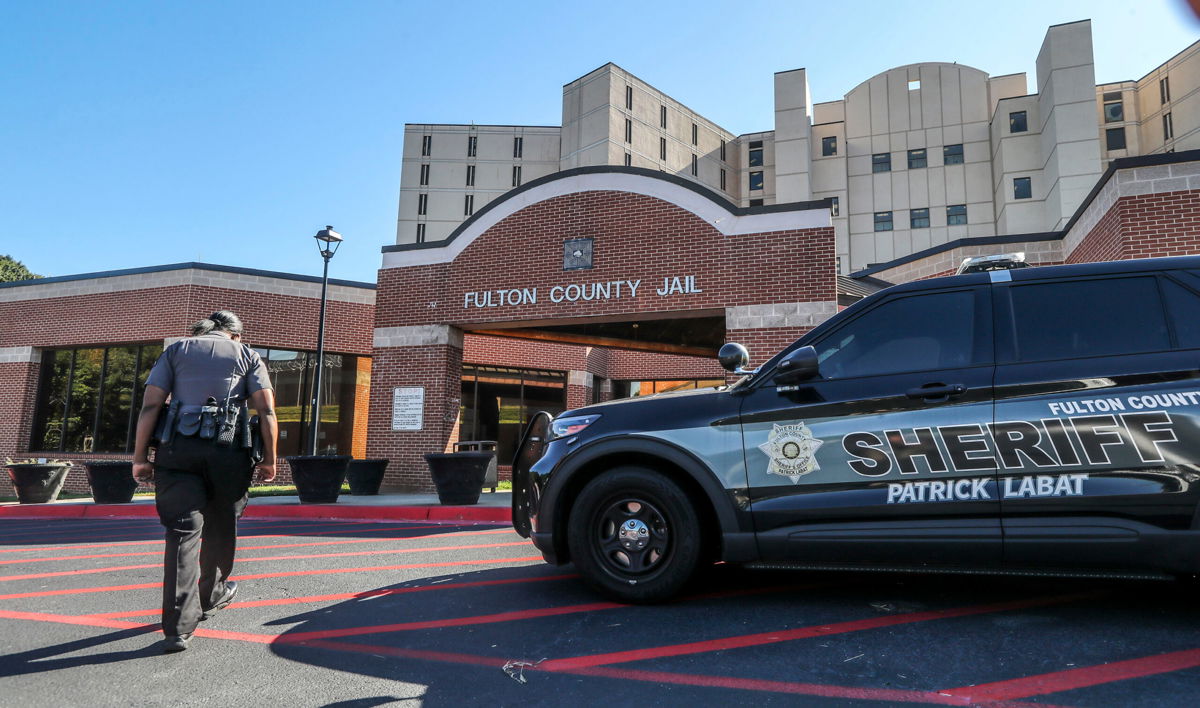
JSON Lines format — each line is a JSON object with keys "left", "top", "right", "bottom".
{"left": 0, "top": 528, "right": 515, "bottom": 565}
{"left": 538, "top": 593, "right": 1095, "bottom": 671}
{"left": 284, "top": 601, "right": 624, "bottom": 641}
{"left": 0, "top": 556, "right": 543, "bottom": 599}
{"left": 0, "top": 501, "right": 511, "bottom": 523}
{"left": 0, "top": 608, "right": 153, "bottom": 632}
{"left": 86, "top": 574, "right": 581, "bottom": 618}
{"left": 0, "top": 609, "right": 1066, "bottom": 707}
{"left": 941, "top": 647, "right": 1200, "bottom": 702}
{"left": 568, "top": 666, "right": 974, "bottom": 706}
{"left": 0, "top": 521, "right": 458, "bottom": 553}
{"left": 0, "top": 540, "right": 531, "bottom": 581}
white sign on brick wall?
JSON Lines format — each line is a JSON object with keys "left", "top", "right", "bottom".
{"left": 391, "top": 387, "right": 425, "bottom": 431}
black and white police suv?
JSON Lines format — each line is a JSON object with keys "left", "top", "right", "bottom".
{"left": 511, "top": 254, "right": 1200, "bottom": 602}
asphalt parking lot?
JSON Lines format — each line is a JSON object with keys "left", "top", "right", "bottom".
{"left": 3, "top": 517, "right": 1200, "bottom": 707}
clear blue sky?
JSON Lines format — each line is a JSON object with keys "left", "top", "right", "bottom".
{"left": 3, "top": 1, "right": 1198, "bottom": 284}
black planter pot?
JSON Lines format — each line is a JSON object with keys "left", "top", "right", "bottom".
{"left": 83, "top": 461, "right": 138, "bottom": 504}
{"left": 5, "top": 463, "right": 71, "bottom": 504}
{"left": 285, "top": 455, "right": 351, "bottom": 503}
{"left": 347, "top": 459, "right": 389, "bottom": 496}
{"left": 424, "top": 452, "right": 491, "bottom": 505}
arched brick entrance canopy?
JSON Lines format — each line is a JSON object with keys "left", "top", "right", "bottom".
{"left": 370, "top": 167, "right": 835, "bottom": 490}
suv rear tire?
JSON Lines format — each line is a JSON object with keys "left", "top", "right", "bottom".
{"left": 567, "top": 466, "right": 702, "bottom": 603}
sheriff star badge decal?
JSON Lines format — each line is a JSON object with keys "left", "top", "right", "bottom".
{"left": 758, "top": 422, "right": 823, "bottom": 484}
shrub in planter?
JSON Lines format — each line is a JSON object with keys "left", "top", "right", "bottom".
{"left": 83, "top": 461, "right": 138, "bottom": 504}
{"left": 347, "top": 459, "right": 389, "bottom": 496}
{"left": 284, "top": 455, "right": 351, "bottom": 503}
{"left": 424, "top": 452, "right": 491, "bottom": 505}
{"left": 4, "top": 458, "right": 72, "bottom": 504}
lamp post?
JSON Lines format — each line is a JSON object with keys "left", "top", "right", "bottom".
{"left": 308, "top": 225, "right": 342, "bottom": 456}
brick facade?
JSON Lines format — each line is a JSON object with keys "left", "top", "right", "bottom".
{"left": 0, "top": 266, "right": 375, "bottom": 497}
{"left": 372, "top": 173, "right": 836, "bottom": 491}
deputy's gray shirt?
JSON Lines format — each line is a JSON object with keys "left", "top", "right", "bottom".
{"left": 146, "top": 333, "right": 272, "bottom": 406}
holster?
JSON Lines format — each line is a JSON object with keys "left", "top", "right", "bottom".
{"left": 248, "top": 414, "right": 264, "bottom": 464}
{"left": 150, "top": 400, "right": 182, "bottom": 449}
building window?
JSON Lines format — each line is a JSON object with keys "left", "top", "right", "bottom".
{"left": 421, "top": 135, "right": 431, "bottom": 156}
{"left": 944, "top": 144, "right": 964, "bottom": 165}
{"left": 720, "top": 140, "right": 726, "bottom": 161}
{"left": 464, "top": 194, "right": 474, "bottom": 216}
{"left": 748, "top": 147, "right": 763, "bottom": 167}
{"left": 419, "top": 163, "right": 430, "bottom": 186}
{"left": 416, "top": 223, "right": 426, "bottom": 243}
{"left": 749, "top": 171, "right": 763, "bottom": 190}
{"left": 907, "top": 148, "right": 927, "bottom": 169}
{"left": 910, "top": 208, "right": 930, "bottom": 228}
{"left": 1009, "top": 111, "right": 1028, "bottom": 133}
{"left": 691, "top": 123, "right": 698, "bottom": 145}
{"left": 1013, "top": 177, "right": 1032, "bottom": 200}
{"left": 691, "top": 154, "right": 698, "bottom": 176}
{"left": 947, "top": 204, "right": 967, "bottom": 225}
{"left": 417, "top": 193, "right": 427, "bottom": 215}
{"left": 624, "top": 119, "right": 632, "bottom": 143}
{"left": 822, "top": 136, "right": 837, "bottom": 156}
{"left": 513, "top": 136, "right": 523, "bottom": 158}
{"left": 873, "top": 211, "right": 893, "bottom": 232}
{"left": 830, "top": 196, "right": 839, "bottom": 216}
{"left": 31, "top": 344, "right": 161, "bottom": 453}
{"left": 459, "top": 366, "right": 566, "bottom": 463}
{"left": 872, "top": 153, "right": 891, "bottom": 173}
{"left": 749, "top": 199, "right": 763, "bottom": 207}
{"left": 512, "top": 165, "right": 521, "bottom": 187}
{"left": 749, "top": 140, "right": 763, "bottom": 149}
{"left": 465, "top": 165, "right": 475, "bottom": 187}
{"left": 625, "top": 85, "right": 633, "bottom": 110}
{"left": 660, "top": 105, "right": 667, "bottom": 129}
{"left": 1161, "top": 76, "right": 1171, "bottom": 104}
{"left": 624, "top": 153, "right": 632, "bottom": 167}
{"left": 908, "top": 79, "right": 921, "bottom": 91}
{"left": 660, "top": 137, "right": 667, "bottom": 160}
{"left": 1103, "top": 95, "right": 1123, "bottom": 123}
{"left": 1164, "top": 112, "right": 1174, "bottom": 141}
{"left": 1106, "top": 127, "right": 1127, "bottom": 151}
{"left": 719, "top": 168, "right": 726, "bottom": 191}
{"left": 467, "top": 136, "right": 477, "bottom": 157}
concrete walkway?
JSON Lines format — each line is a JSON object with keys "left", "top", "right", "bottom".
{"left": 0, "top": 490, "right": 513, "bottom": 523}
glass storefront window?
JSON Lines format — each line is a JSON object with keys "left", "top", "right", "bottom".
{"left": 460, "top": 366, "right": 566, "bottom": 463}
{"left": 32, "top": 342, "right": 163, "bottom": 454}
{"left": 31, "top": 342, "right": 368, "bottom": 457}
{"left": 612, "top": 379, "right": 725, "bottom": 399}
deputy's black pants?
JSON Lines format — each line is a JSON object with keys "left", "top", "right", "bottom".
{"left": 154, "top": 435, "right": 252, "bottom": 637}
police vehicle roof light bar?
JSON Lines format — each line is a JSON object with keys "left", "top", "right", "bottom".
{"left": 956, "top": 251, "right": 1028, "bottom": 275}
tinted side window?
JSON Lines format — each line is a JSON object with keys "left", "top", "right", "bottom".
{"left": 1010, "top": 277, "right": 1168, "bottom": 361}
{"left": 814, "top": 291, "right": 977, "bottom": 379}
{"left": 1161, "top": 278, "right": 1200, "bottom": 349}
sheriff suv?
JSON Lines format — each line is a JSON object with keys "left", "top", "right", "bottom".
{"left": 511, "top": 255, "right": 1200, "bottom": 603}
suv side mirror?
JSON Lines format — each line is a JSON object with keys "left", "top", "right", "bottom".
{"left": 718, "top": 342, "right": 758, "bottom": 375}
{"left": 775, "top": 346, "right": 820, "bottom": 384}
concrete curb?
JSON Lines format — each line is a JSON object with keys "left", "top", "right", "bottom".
{"left": 0, "top": 502, "right": 511, "bottom": 524}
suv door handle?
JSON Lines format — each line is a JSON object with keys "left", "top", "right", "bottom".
{"left": 906, "top": 383, "right": 966, "bottom": 400}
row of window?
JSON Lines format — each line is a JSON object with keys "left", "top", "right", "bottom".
{"left": 418, "top": 164, "right": 523, "bottom": 188}
{"left": 31, "top": 346, "right": 368, "bottom": 456}
{"left": 420, "top": 134, "right": 526, "bottom": 159}
{"left": 873, "top": 205, "right": 968, "bottom": 231}
{"left": 871, "top": 144, "right": 964, "bottom": 173}
{"left": 415, "top": 193, "right": 479, "bottom": 217}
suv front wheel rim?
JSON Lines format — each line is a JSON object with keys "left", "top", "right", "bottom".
{"left": 595, "top": 498, "right": 670, "bottom": 575}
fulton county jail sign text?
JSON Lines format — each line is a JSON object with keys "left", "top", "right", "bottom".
{"left": 463, "top": 275, "right": 702, "bottom": 309}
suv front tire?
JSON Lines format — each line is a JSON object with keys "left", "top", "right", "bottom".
{"left": 567, "top": 466, "right": 703, "bottom": 603}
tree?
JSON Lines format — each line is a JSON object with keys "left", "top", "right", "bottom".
{"left": 0, "top": 254, "right": 41, "bottom": 283}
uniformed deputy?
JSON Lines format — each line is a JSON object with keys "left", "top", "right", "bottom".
{"left": 132, "top": 310, "right": 279, "bottom": 653}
